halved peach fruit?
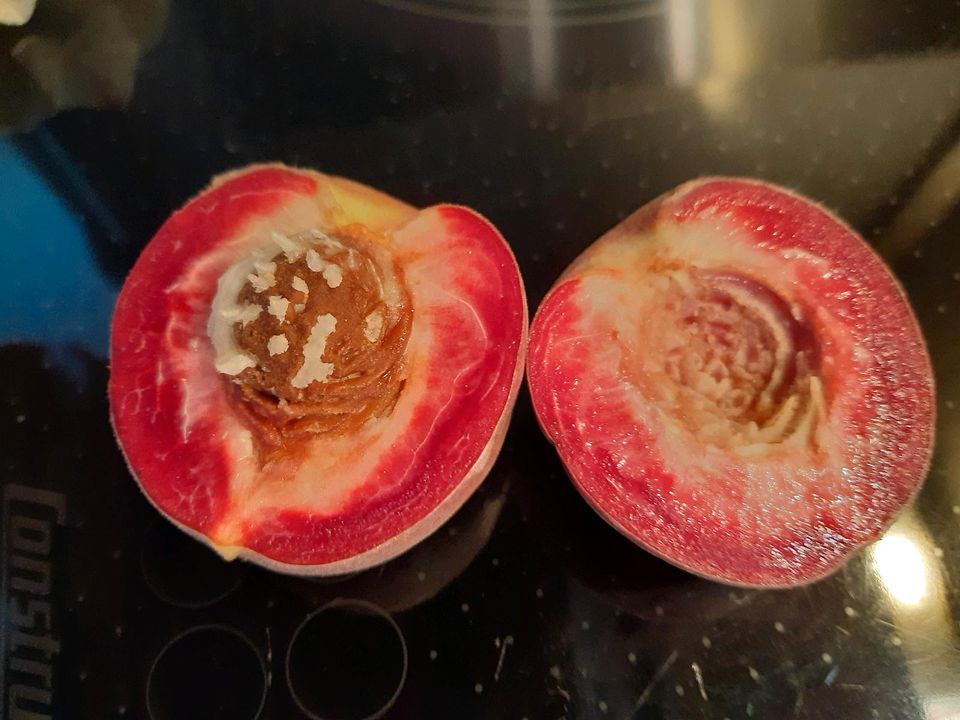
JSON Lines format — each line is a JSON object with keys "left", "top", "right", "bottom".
{"left": 109, "top": 164, "right": 527, "bottom": 575}
{"left": 527, "top": 178, "right": 934, "bottom": 587}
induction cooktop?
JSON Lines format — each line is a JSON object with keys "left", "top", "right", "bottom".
{"left": 3, "top": 1, "right": 960, "bottom": 718}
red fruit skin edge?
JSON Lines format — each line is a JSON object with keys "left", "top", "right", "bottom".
{"left": 110, "top": 166, "right": 314, "bottom": 533}
{"left": 109, "top": 167, "right": 528, "bottom": 573}
{"left": 527, "top": 177, "right": 935, "bottom": 587}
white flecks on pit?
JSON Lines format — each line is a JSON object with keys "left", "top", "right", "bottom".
{"left": 429, "top": 649, "right": 438, "bottom": 660}
{"left": 306, "top": 248, "right": 344, "bottom": 288}
{"left": 114, "top": 625, "right": 124, "bottom": 638}
{"left": 291, "top": 313, "right": 337, "bottom": 388}
{"left": 675, "top": 684, "right": 685, "bottom": 696}
{"left": 702, "top": 636, "right": 712, "bottom": 648}
{"left": 891, "top": 635, "right": 903, "bottom": 647}
{"left": 118, "top": 704, "right": 127, "bottom": 715}
{"left": 953, "top": 505, "right": 960, "bottom": 515}
{"left": 474, "top": 682, "right": 483, "bottom": 694}
{"left": 267, "top": 295, "right": 290, "bottom": 322}
{"left": 655, "top": 606, "right": 664, "bottom": 617}
{"left": 322, "top": 264, "right": 343, "bottom": 289}
{"left": 272, "top": 232, "right": 303, "bottom": 261}
{"left": 774, "top": 621, "right": 786, "bottom": 633}
{"left": 214, "top": 351, "right": 257, "bottom": 376}
{"left": 946, "top": 400, "right": 956, "bottom": 410}
{"left": 417, "top": 571, "right": 426, "bottom": 582}
{"left": 822, "top": 653, "right": 833, "bottom": 664}
{"left": 267, "top": 334, "right": 289, "bottom": 356}
{"left": 306, "top": 248, "right": 324, "bottom": 272}
{"left": 628, "top": 652, "right": 637, "bottom": 664}
{"left": 491, "top": 557, "right": 500, "bottom": 567}
{"left": 311, "top": 230, "right": 348, "bottom": 254}
{"left": 16, "top": 414, "right": 25, "bottom": 423}
{"left": 495, "top": 637, "right": 501, "bottom": 648}
{"left": 549, "top": 665, "right": 562, "bottom": 680}
{"left": 598, "top": 700, "right": 609, "bottom": 713}
{"left": 461, "top": 603, "right": 470, "bottom": 613}
{"left": 248, "top": 261, "right": 277, "bottom": 292}
{"left": 844, "top": 606, "right": 858, "bottom": 617}
{"left": 953, "top": 271, "right": 960, "bottom": 281}
{"left": 364, "top": 310, "right": 384, "bottom": 342}
{"left": 292, "top": 275, "right": 309, "bottom": 294}
{"left": 581, "top": 621, "right": 590, "bottom": 631}
{"left": 536, "top": 588, "right": 544, "bottom": 599}
{"left": 748, "top": 666, "right": 760, "bottom": 682}
{"left": 937, "top": 304, "right": 948, "bottom": 314}
{"left": 448, "top": 526, "right": 458, "bottom": 536}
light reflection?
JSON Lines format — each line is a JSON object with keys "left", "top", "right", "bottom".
{"left": 666, "top": 0, "right": 698, "bottom": 86}
{"left": 881, "top": 134, "right": 960, "bottom": 260}
{"left": 528, "top": 0, "right": 557, "bottom": 100}
{"left": 869, "top": 510, "right": 960, "bottom": 718}
{"left": 872, "top": 533, "right": 929, "bottom": 606}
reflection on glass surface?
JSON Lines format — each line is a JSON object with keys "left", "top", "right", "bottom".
{"left": 1, "top": 0, "right": 167, "bottom": 130}
{"left": 0, "top": 137, "right": 116, "bottom": 355}
{"left": 666, "top": 0, "right": 697, "bottom": 85}
{"left": 0, "top": 0, "right": 36, "bottom": 26}
{"left": 868, "top": 509, "right": 960, "bottom": 720}
{"left": 882, "top": 135, "right": 960, "bottom": 259}
{"left": 872, "top": 532, "right": 928, "bottom": 607}
{"left": 528, "top": 0, "right": 557, "bottom": 99}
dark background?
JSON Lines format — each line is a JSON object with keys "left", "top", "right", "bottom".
{"left": 2, "top": 1, "right": 960, "bottom": 718}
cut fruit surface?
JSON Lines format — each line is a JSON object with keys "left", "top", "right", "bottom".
{"left": 109, "top": 164, "right": 527, "bottom": 574}
{"left": 527, "top": 178, "right": 934, "bottom": 587}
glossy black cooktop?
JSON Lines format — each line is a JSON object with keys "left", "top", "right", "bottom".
{"left": 3, "top": 1, "right": 960, "bottom": 718}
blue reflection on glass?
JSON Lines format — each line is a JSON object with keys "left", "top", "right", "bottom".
{"left": 0, "top": 137, "right": 117, "bottom": 357}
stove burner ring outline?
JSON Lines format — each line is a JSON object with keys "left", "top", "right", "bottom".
{"left": 285, "top": 599, "right": 408, "bottom": 720}
{"left": 146, "top": 624, "right": 267, "bottom": 720}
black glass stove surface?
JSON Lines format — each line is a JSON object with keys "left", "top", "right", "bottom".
{"left": 3, "top": 1, "right": 960, "bottom": 718}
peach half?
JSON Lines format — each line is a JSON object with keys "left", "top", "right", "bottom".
{"left": 527, "top": 178, "right": 934, "bottom": 587}
{"left": 110, "top": 164, "right": 527, "bottom": 575}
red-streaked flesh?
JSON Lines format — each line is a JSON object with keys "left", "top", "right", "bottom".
{"left": 527, "top": 178, "right": 934, "bottom": 587}
{"left": 110, "top": 165, "right": 527, "bottom": 572}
